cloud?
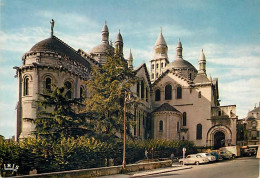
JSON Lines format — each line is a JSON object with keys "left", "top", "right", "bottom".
{"left": 37, "top": 10, "right": 99, "bottom": 30}
{"left": 219, "top": 78, "right": 260, "bottom": 118}
{"left": 0, "top": 28, "right": 48, "bottom": 52}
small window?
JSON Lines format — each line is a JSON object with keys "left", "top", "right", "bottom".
{"left": 198, "top": 91, "right": 201, "bottom": 98}
{"left": 156, "top": 63, "right": 159, "bottom": 69}
{"left": 143, "top": 113, "right": 145, "bottom": 126}
{"left": 151, "top": 73, "right": 154, "bottom": 79}
{"left": 80, "top": 86, "right": 84, "bottom": 98}
{"left": 146, "top": 87, "right": 148, "bottom": 102}
{"left": 138, "top": 117, "right": 141, "bottom": 136}
{"left": 177, "top": 87, "right": 182, "bottom": 99}
{"left": 134, "top": 126, "right": 136, "bottom": 136}
{"left": 183, "top": 112, "right": 187, "bottom": 126}
{"left": 165, "top": 84, "right": 172, "bottom": 100}
{"left": 155, "top": 89, "right": 161, "bottom": 101}
{"left": 196, "top": 124, "right": 202, "bottom": 140}
{"left": 46, "top": 77, "right": 52, "bottom": 92}
{"left": 137, "top": 82, "right": 140, "bottom": 97}
{"left": 218, "top": 110, "right": 221, "bottom": 116}
{"left": 189, "top": 73, "right": 192, "bottom": 80}
{"left": 159, "top": 120, "right": 163, "bottom": 131}
{"left": 64, "top": 81, "right": 72, "bottom": 99}
{"left": 177, "top": 122, "right": 179, "bottom": 132}
{"left": 152, "top": 64, "right": 154, "bottom": 69}
{"left": 156, "top": 73, "right": 159, "bottom": 78}
{"left": 161, "top": 63, "right": 163, "bottom": 68}
{"left": 141, "top": 81, "right": 144, "bottom": 99}
{"left": 24, "top": 77, "right": 29, "bottom": 96}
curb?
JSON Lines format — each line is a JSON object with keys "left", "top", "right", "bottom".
{"left": 130, "top": 166, "right": 193, "bottom": 177}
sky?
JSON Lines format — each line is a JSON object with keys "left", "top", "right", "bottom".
{"left": 0, "top": 0, "right": 259, "bottom": 138}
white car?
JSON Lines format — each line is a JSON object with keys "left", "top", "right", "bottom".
{"left": 197, "top": 153, "right": 216, "bottom": 162}
{"left": 179, "top": 154, "right": 209, "bottom": 165}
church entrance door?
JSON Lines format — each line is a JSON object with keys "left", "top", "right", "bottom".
{"left": 214, "top": 131, "right": 225, "bottom": 149}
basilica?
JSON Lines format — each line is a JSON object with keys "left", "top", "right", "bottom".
{"left": 15, "top": 21, "right": 237, "bottom": 148}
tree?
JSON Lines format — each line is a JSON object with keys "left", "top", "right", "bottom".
{"left": 84, "top": 53, "right": 137, "bottom": 141}
{"left": 33, "top": 86, "right": 93, "bottom": 141}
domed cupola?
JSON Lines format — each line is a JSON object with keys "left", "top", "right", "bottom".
{"left": 193, "top": 49, "right": 210, "bottom": 83}
{"left": 89, "top": 22, "right": 114, "bottom": 65}
{"left": 164, "top": 39, "right": 197, "bottom": 80}
{"left": 150, "top": 28, "right": 169, "bottom": 83}
{"left": 114, "top": 30, "right": 124, "bottom": 56}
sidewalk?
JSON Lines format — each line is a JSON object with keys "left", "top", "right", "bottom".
{"left": 100, "top": 165, "right": 192, "bottom": 178}
{"left": 130, "top": 165, "right": 192, "bottom": 177}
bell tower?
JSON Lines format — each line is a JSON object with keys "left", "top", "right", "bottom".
{"left": 150, "top": 28, "right": 169, "bottom": 83}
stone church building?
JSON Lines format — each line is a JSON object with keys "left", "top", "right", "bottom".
{"left": 14, "top": 21, "right": 237, "bottom": 148}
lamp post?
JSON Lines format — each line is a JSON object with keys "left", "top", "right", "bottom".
{"left": 122, "top": 91, "right": 127, "bottom": 169}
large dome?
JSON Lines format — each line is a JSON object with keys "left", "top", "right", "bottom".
{"left": 88, "top": 43, "right": 114, "bottom": 54}
{"left": 29, "top": 36, "right": 91, "bottom": 68}
{"left": 165, "top": 58, "right": 197, "bottom": 71}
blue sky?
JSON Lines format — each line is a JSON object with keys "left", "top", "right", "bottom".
{"left": 0, "top": 0, "right": 259, "bottom": 138}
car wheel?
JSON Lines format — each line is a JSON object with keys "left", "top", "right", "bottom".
{"left": 232, "top": 155, "right": 236, "bottom": 159}
{"left": 180, "top": 161, "right": 183, "bottom": 165}
{"left": 195, "top": 161, "right": 199, "bottom": 165}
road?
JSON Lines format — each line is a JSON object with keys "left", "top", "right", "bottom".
{"left": 145, "top": 157, "right": 259, "bottom": 178}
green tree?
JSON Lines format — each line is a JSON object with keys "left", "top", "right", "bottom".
{"left": 33, "top": 86, "right": 93, "bottom": 141}
{"left": 84, "top": 53, "right": 137, "bottom": 141}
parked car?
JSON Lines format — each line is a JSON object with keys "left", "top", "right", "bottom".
{"left": 219, "top": 151, "right": 233, "bottom": 159}
{"left": 242, "top": 148, "right": 256, "bottom": 156}
{"left": 197, "top": 153, "right": 216, "bottom": 162}
{"left": 179, "top": 154, "right": 209, "bottom": 165}
{"left": 209, "top": 152, "right": 223, "bottom": 161}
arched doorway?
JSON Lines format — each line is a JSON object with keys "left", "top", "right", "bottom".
{"left": 214, "top": 131, "right": 225, "bottom": 149}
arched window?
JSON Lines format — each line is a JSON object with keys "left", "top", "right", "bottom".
{"left": 165, "top": 84, "right": 172, "bottom": 100}
{"left": 24, "top": 77, "right": 29, "bottom": 96}
{"left": 141, "top": 80, "right": 144, "bottom": 99}
{"left": 189, "top": 73, "right": 192, "bottom": 80}
{"left": 177, "top": 86, "right": 182, "bottom": 99}
{"left": 64, "top": 81, "right": 72, "bottom": 99}
{"left": 155, "top": 89, "right": 161, "bottom": 101}
{"left": 80, "top": 86, "right": 84, "bottom": 98}
{"left": 196, "top": 124, "right": 202, "bottom": 140}
{"left": 183, "top": 112, "right": 187, "bottom": 126}
{"left": 218, "top": 110, "right": 221, "bottom": 116}
{"left": 137, "top": 82, "right": 140, "bottom": 97}
{"left": 151, "top": 73, "right": 154, "bottom": 79}
{"left": 45, "top": 77, "right": 52, "bottom": 92}
{"left": 159, "top": 120, "right": 163, "bottom": 131}
{"left": 145, "top": 87, "right": 148, "bottom": 102}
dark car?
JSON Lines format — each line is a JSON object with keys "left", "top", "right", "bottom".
{"left": 209, "top": 152, "right": 223, "bottom": 161}
{"left": 219, "top": 151, "right": 233, "bottom": 160}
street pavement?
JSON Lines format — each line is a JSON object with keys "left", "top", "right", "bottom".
{"left": 100, "top": 156, "right": 259, "bottom": 178}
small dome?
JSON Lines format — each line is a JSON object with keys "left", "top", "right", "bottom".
{"left": 102, "top": 23, "right": 108, "bottom": 32}
{"left": 155, "top": 31, "right": 167, "bottom": 47}
{"left": 115, "top": 31, "right": 123, "bottom": 43}
{"left": 199, "top": 49, "right": 206, "bottom": 61}
{"left": 177, "top": 39, "right": 182, "bottom": 48}
{"left": 165, "top": 58, "right": 197, "bottom": 71}
{"left": 89, "top": 43, "right": 114, "bottom": 54}
{"left": 153, "top": 103, "right": 181, "bottom": 113}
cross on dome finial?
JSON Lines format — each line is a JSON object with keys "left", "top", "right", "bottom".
{"left": 160, "top": 27, "right": 162, "bottom": 33}
{"left": 50, "top": 19, "right": 55, "bottom": 37}
{"left": 202, "top": 49, "right": 204, "bottom": 52}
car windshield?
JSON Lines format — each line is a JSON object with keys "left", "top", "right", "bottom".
{"left": 205, "top": 153, "right": 209, "bottom": 156}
